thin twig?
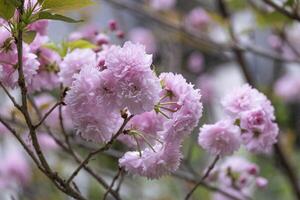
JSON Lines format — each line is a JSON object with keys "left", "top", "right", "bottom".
{"left": 66, "top": 115, "right": 134, "bottom": 185}
{"left": 262, "top": 0, "right": 300, "bottom": 21}
{"left": 103, "top": 168, "right": 124, "bottom": 200}
{"left": 34, "top": 101, "right": 62, "bottom": 129}
{"left": 184, "top": 155, "right": 220, "bottom": 200}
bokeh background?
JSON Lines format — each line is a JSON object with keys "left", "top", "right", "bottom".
{"left": 1, "top": 0, "right": 300, "bottom": 199}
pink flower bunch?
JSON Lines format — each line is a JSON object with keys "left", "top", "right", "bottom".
{"left": 211, "top": 156, "right": 268, "bottom": 200}
{"left": 198, "top": 84, "right": 278, "bottom": 155}
{"left": 119, "top": 72, "right": 202, "bottom": 179}
{"left": 29, "top": 34, "right": 61, "bottom": 92}
{"left": 198, "top": 120, "right": 241, "bottom": 156}
{"left": 65, "top": 41, "right": 162, "bottom": 143}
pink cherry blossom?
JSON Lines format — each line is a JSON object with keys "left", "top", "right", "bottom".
{"left": 198, "top": 120, "right": 241, "bottom": 156}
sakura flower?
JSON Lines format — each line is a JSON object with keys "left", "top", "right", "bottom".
{"left": 59, "top": 48, "right": 97, "bottom": 86}
{"left": 187, "top": 52, "right": 204, "bottom": 74}
{"left": 65, "top": 66, "right": 122, "bottom": 143}
{"left": 119, "top": 142, "right": 182, "bottom": 179}
{"left": 105, "top": 41, "right": 161, "bottom": 114}
{"left": 129, "top": 27, "right": 157, "bottom": 54}
{"left": 185, "top": 7, "right": 210, "bottom": 32}
{"left": 198, "top": 120, "right": 241, "bottom": 156}
{"left": 274, "top": 73, "right": 300, "bottom": 102}
{"left": 221, "top": 84, "right": 274, "bottom": 120}
{"left": 0, "top": 149, "right": 31, "bottom": 188}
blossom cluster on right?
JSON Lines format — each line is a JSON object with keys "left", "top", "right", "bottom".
{"left": 198, "top": 84, "right": 279, "bottom": 156}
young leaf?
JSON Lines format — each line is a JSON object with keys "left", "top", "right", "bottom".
{"left": 38, "top": 11, "right": 83, "bottom": 23}
{"left": 0, "top": 0, "right": 16, "bottom": 20}
{"left": 67, "top": 40, "right": 97, "bottom": 51}
{"left": 42, "top": 0, "right": 94, "bottom": 12}
{"left": 23, "top": 31, "right": 37, "bottom": 44}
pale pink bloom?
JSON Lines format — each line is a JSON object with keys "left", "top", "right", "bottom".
{"left": 198, "top": 120, "right": 241, "bottom": 156}
{"left": 256, "top": 177, "right": 268, "bottom": 188}
{"left": 59, "top": 48, "right": 97, "bottom": 86}
{"left": 274, "top": 73, "right": 300, "bottom": 102}
{"left": 119, "top": 142, "right": 182, "bottom": 179}
{"left": 129, "top": 27, "right": 157, "bottom": 54}
{"left": 159, "top": 72, "right": 203, "bottom": 141}
{"left": 28, "top": 20, "right": 48, "bottom": 35}
{"left": 120, "top": 72, "right": 202, "bottom": 178}
{"left": 96, "top": 33, "right": 110, "bottom": 45}
{"left": 28, "top": 35, "right": 61, "bottom": 92}
{"left": 105, "top": 42, "right": 161, "bottom": 114}
{"left": 65, "top": 66, "right": 122, "bottom": 143}
{"left": 241, "top": 121, "right": 278, "bottom": 154}
{"left": 185, "top": 7, "right": 210, "bottom": 32}
{"left": 149, "top": 0, "right": 176, "bottom": 11}
{"left": 213, "top": 156, "right": 265, "bottom": 200}
{"left": 0, "top": 43, "right": 39, "bottom": 88}
{"left": 187, "top": 52, "right": 204, "bottom": 74}
{"left": 0, "top": 149, "right": 31, "bottom": 188}
{"left": 221, "top": 84, "right": 274, "bottom": 120}
{"left": 118, "top": 111, "right": 164, "bottom": 147}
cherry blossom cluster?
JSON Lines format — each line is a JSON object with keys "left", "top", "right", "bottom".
{"left": 198, "top": 84, "right": 279, "bottom": 156}
{"left": 210, "top": 157, "right": 268, "bottom": 200}
{"left": 64, "top": 41, "right": 203, "bottom": 178}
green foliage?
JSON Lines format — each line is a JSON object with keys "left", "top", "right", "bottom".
{"left": 0, "top": 0, "right": 16, "bottom": 20}
{"left": 41, "top": 0, "right": 94, "bottom": 12}
{"left": 38, "top": 11, "right": 83, "bottom": 23}
{"left": 67, "top": 40, "right": 97, "bottom": 51}
{"left": 23, "top": 30, "right": 37, "bottom": 43}
{"left": 227, "top": 0, "right": 247, "bottom": 10}
{"left": 43, "top": 39, "right": 96, "bottom": 57}
{"left": 255, "top": 11, "right": 292, "bottom": 28}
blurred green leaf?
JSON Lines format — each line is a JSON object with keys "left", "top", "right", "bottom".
{"left": 42, "top": 0, "right": 94, "bottom": 12}
{"left": 255, "top": 11, "right": 291, "bottom": 28}
{"left": 38, "top": 11, "right": 83, "bottom": 23}
{"left": 67, "top": 39, "right": 97, "bottom": 51}
{"left": 23, "top": 30, "right": 36, "bottom": 43}
{"left": 0, "top": 0, "right": 16, "bottom": 20}
{"left": 227, "top": 0, "right": 247, "bottom": 10}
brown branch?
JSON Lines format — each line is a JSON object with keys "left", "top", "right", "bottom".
{"left": 262, "top": 0, "right": 300, "bottom": 21}
{"left": 103, "top": 168, "right": 123, "bottom": 200}
{"left": 66, "top": 115, "right": 133, "bottom": 185}
{"left": 0, "top": 81, "right": 22, "bottom": 110}
{"left": 101, "top": 0, "right": 300, "bottom": 64}
{"left": 274, "top": 143, "right": 300, "bottom": 200}
{"left": 174, "top": 170, "right": 245, "bottom": 200}
{"left": 184, "top": 155, "right": 220, "bottom": 200}
{"left": 29, "top": 95, "right": 121, "bottom": 200}
{"left": 34, "top": 101, "right": 62, "bottom": 129}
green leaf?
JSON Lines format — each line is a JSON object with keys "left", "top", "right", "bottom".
{"left": 67, "top": 39, "right": 97, "bottom": 51}
{"left": 38, "top": 11, "right": 83, "bottom": 23}
{"left": 23, "top": 31, "right": 37, "bottom": 44}
{"left": 0, "top": 0, "right": 16, "bottom": 20}
{"left": 42, "top": 0, "right": 94, "bottom": 12}
{"left": 255, "top": 11, "right": 292, "bottom": 28}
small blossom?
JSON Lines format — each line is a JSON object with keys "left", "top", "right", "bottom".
{"left": 129, "top": 27, "right": 157, "bottom": 54}
{"left": 59, "top": 49, "right": 97, "bottom": 86}
{"left": 198, "top": 120, "right": 241, "bottom": 156}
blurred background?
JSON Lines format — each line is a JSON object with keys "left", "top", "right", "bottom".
{"left": 1, "top": 0, "right": 300, "bottom": 199}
